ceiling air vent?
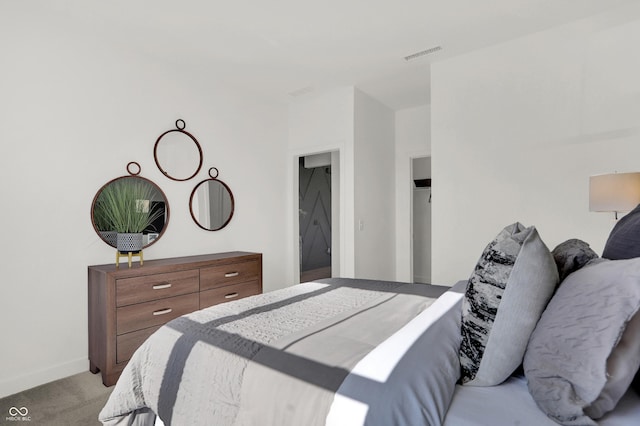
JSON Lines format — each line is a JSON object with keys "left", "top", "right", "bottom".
{"left": 404, "top": 46, "right": 442, "bottom": 62}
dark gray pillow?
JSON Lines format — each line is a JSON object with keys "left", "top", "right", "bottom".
{"left": 602, "top": 204, "right": 640, "bottom": 260}
{"left": 459, "top": 222, "right": 558, "bottom": 386}
{"left": 551, "top": 239, "right": 599, "bottom": 282}
{"left": 524, "top": 258, "right": 640, "bottom": 425}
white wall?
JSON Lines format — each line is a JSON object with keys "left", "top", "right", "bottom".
{"left": 395, "top": 105, "right": 431, "bottom": 282}
{"left": 288, "top": 87, "right": 396, "bottom": 281}
{"left": 431, "top": 3, "right": 640, "bottom": 285}
{"left": 413, "top": 157, "right": 431, "bottom": 180}
{"left": 353, "top": 89, "right": 396, "bottom": 280}
{"left": 288, "top": 87, "right": 355, "bottom": 279}
{"left": 0, "top": 7, "right": 288, "bottom": 397}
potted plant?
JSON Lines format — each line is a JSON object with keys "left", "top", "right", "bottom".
{"left": 95, "top": 178, "right": 165, "bottom": 252}
{"left": 93, "top": 198, "right": 118, "bottom": 246}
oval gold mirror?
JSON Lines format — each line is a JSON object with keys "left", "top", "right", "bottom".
{"left": 91, "top": 162, "right": 170, "bottom": 249}
{"left": 189, "top": 167, "right": 234, "bottom": 231}
{"left": 154, "top": 119, "right": 203, "bottom": 181}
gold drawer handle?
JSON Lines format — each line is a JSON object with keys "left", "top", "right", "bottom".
{"left": 224, "top": 272, "right": 240, "bottom": 278}
{"left": 153, "top": 308, "right": 173, "bottom": 316}
{"left": 225, "top": 292, "right": 239, "bottom": 299}
{"left": 152, "top": 283, "right": 172, "bottom": 290}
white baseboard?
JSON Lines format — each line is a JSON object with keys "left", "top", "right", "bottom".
{"left": 0, "top": 358, "right": 89, "bottom": 399}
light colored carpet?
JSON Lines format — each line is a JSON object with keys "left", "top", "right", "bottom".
{"left": 0, "top": 371, "right": 113, "bottom": 426}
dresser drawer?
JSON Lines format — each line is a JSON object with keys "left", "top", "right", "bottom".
{"left": 116, "top": 270, "right": 199, "bottom": 307}
{"left": 117, "top": 293, "right": 199, "bottom": 335}
{"left": 200, "top": 260, "right": 260, "bottom": 291}
{"left": 200, "top": 280, "right": 261, "bottom": 309}
{"left": 116, "top": 326, "right": 160, "bottom": 364}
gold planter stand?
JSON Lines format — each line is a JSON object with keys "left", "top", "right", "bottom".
{"left": 116, "top": 250, "right": 143, "bottom": 268}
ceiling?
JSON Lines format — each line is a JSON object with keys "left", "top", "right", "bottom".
{"left": 32, "top": 0, "right": 637, "bottom": 109}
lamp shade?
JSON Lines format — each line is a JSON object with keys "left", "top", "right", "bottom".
{"left": 589, "top": 172, "right": 640, "bottom": 213}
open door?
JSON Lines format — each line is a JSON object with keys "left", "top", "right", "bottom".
{"left": 299, "top": 153, "right": 333, "bottom": 282}
{"left": 412, "top": 156, "right": 431, "bottom": 283}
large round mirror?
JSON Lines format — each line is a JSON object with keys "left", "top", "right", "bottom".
{"left": 91, "top": 173, "right": 170, "bottom": 248}
{"left": 154, "top": 119, "right": 203, "bottom": 181}
{"left": 189, "top": 168, "right": 234, "bottom": 231}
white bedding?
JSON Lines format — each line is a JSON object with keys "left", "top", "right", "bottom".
{"left": 153, "top": 380, "right": 640, "bottom": 426}
{"left": 103, "top": 278, "right": 456, "bottom": 426}
{"left": 326, "top": 289, "right": 465, "bottom": 425}
{"left": 150, "top": 284, "right": 466, "bottom": 426}
{"left": 322, "top": 279, "right": 640, "bottom": 426}
{"left": 444, "top": 374, "right": 640, "bottom": 426}
{"left": 114, "top": 277, "right": 640, "bottom": 426}
{"left": 326, "top": 281, "right": 640, "bottom": 425}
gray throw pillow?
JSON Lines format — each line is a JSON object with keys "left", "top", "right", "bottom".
{"left": 602, "top": 204, "right": 640, "bottom": 260}
{"left": 524, "top": 258, "right": 640, "bottom": 425}
{"left": 551, "top": 239, "right": 599, "bottom": 282}
{"left": 459, "top": 222, "right": 558, "bottom": 386}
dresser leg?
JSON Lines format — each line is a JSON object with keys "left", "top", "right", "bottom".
{"left": 102, "top": 372, "right": 119, "bottom": 387}
{"left": 89, "top": 360, "right": 99, "bottom": 374}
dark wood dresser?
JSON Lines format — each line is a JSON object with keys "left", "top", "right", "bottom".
{"left": 88, "top": 251, "right": 262, "bottom": 386}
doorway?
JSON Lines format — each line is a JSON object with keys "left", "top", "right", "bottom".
{"left": 412, "top": 156, "right": 431, "bottom": 283}
{"left": 299, "top": 153, "right": 333, "bottom": 282}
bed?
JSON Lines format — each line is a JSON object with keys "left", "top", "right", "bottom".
{"left": 99, "top": 222, "right": 640, "bottom": 426}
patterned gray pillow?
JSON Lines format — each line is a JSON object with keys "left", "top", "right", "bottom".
{"left": 459, "top": 222, "right": 558, "bottom": 386}
{"left": 551, "top": 239, "right": 599, "bottom": 282}
{"left": 524, "top": 258, "right": 640, "bottom": 425}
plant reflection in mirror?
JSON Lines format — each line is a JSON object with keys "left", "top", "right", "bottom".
{"left": 95, "top": 178, "right": 165, "bottom": 234}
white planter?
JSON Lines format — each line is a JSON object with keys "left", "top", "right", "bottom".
{"left": 99, "top": 230, "right": 118, "bottom": 247}
{"left": 117, "top": 233, "right": 144, "bottom": 253}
